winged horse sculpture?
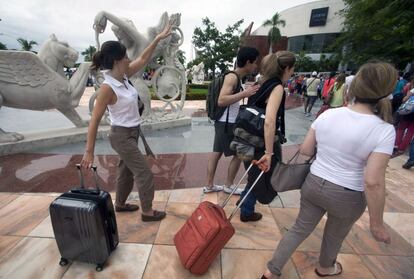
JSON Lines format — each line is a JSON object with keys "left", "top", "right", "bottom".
{"left": 0, "top": 34, "right": 91, "bottom": 143}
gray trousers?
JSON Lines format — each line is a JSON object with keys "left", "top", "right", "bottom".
{"left": 109, "top": 126, "right": 154, "bottom": 212}
{"left": 268, "top": 173, "right": 366, "bottom": 276}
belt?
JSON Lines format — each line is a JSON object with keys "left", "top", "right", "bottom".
{"left": 343, "top": 187, "right": 358, "bottom": 192}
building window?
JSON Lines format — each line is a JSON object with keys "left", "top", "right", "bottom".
{"left": 287, "top": 33, "right": 340, "bottom": 53}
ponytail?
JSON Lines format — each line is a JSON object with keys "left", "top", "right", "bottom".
{"left": 90, "top": 40, "right": 126, "bottom": 70}
{"left": 91, "top": 51, "right": 103, "bottom": 70}
{"left": 375, "top": 98, "right": 393, "bottom": 124}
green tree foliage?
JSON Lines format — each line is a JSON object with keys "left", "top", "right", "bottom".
{"left": 192, "top": 17, "right": 244, "bottom": 76}
{"left": 17, "top": 38, "right": 37, "bottom": 51}
{"left": 177, "top": 50, "right": 186, "bottom": 66}
{"left": 81, "top": 46, "right": 97, "bottom": 62}
{"left": 0, "top": 42, "right": 7, "bottom": 50}
{"left": 263, "top": 12, "right": 286, "bottom": 54}
{"left": 334, "top": 0, "right": 414, "bottom": 68}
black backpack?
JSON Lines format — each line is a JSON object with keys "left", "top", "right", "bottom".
{"left": 206, "top": 71, "right": 240, "bottom": 120}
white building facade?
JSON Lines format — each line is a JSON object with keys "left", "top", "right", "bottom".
{"left": 252, "top": 0, "right": 346, "bottom": 60}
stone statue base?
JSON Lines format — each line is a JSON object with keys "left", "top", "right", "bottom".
{"left": 0, "top": 116, "right": 191, "bottom": 156}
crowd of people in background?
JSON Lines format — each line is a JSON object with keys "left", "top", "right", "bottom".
{"left": 284, "top": 68, "right": 414, "bottom": 169}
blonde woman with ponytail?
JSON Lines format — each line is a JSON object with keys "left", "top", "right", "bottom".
{"left": 261, "top": 62, "right": 397, "bottom": 279}
{"left": 239, "top": 51, "right": 295, "bottom": 222}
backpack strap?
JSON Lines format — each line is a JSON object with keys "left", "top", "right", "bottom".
{"left": 222, "top": 71, "right": 241, "bottom": 130}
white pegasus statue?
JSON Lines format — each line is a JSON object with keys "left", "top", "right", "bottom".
{"left": 191, "top": 62, "right": 205, "bottom": 84}
{"left": 0, "top": 34, "right": 91, "bottom": 143}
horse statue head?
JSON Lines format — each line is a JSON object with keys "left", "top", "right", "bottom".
{"left": 38, "top": 34, "right": 79, "bottom": 76}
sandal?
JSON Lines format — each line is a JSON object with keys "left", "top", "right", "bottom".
{"left": 315, "top": 262, "right": 342, "bottom": 277}
{"left": 141, "top": 210, "right": 166, "bottom": 222}
{"left": 115, "top": 203, "right": 139, "bottom": 212}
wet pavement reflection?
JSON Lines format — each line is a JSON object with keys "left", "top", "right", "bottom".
{"left": 0, "top": 146, "right": 301, "bottom": 193}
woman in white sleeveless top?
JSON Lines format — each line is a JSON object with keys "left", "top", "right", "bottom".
{"left": 81, "top": 23, "right": 172, "bottom": 222}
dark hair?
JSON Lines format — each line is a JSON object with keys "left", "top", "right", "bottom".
{"left": 236, "top": 47, "right": 259, "bottom": 68}
{"left": 91, "top": 41, "right": 127, "bottom": 70}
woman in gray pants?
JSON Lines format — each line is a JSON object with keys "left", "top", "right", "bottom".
{"left": 81, "top": 23, "right": 172, "bottom": 222}
{"left": 261, "top": 62, "right": 398, "bottom": 278}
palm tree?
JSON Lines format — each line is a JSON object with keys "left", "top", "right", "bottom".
{"left": 17, "top": 38, "right": 37, "bottom": 51}
{"left": 81, "top": 46, "right": 97, "bottom": 62}
{"left": 263, "top": 13, "right": 286, "bottom": 54}
{"left": 0, "top": 42, "right": 7, "bottom": 50}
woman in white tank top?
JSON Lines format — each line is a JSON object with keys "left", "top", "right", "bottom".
{"left": 80, "top": 22, "right": 172, "bottom": 222}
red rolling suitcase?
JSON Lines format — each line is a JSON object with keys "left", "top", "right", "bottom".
{"left": 50, "top": 165, "right": 118, "bottom": 271}
{"left": 174, "top": 164, "right": 264, "bottom": 275}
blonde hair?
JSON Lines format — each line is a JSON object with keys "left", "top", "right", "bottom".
{"left": 336, "top": 73, "right": 346, "bottom": 87}
{"left": 260, "top": 51, "right": 296, "bottom": 81}
{"left": 349, "top": 61, "right": 398, "bottom": 123}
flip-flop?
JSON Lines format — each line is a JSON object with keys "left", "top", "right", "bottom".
{"left": 314, "top": 262, "right": 342, "bottom": 277}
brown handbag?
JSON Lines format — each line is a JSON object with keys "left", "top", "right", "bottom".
{"left": 271, "top": 151, "right": 315, "bottom": 192}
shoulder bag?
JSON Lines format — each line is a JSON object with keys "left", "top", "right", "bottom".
{"left": 271, "top": 150, "right": 315, "bottom": 192}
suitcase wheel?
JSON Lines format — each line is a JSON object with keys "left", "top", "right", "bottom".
{"left": 96, "top": 264, "right": 104, "bottom": 272}
{"left": 59, "top": 258, "right": 69, "bottom": 266}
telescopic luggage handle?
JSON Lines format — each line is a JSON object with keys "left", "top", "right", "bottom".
{"left": 219, "top": 162, "right": 265, "bottom": 221}
{"left": 76, "top": 164, "right": 101, "bottom": 191}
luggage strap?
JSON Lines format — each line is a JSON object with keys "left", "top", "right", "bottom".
{"left": 76, "top": 164, "right": 101, "bottom": 191}
{"left": 220, "top": 163, "right": 265, "bottom": 221}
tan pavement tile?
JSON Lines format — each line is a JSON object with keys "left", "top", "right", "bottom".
{"left": 124, "top": 190, "right": 171, "bottom": 202}
{"left": 0, "top": 195, "right": 54, "bottom": 236}
{"left": 143, "top": 244, "right": 221, "bottom": 279}
{"left": 0, "top": 237, "right": 69, "bottom": 279}
{"left": 271, "top": 208, "right": 355, "bottom": 254}
{"left": 0, "top": 193, "right": 20, "bottom": 209}
{"left": 0, "top": 235, "right": 23, "bottom": 259}
{"left": 28, "top": 215, "right": 54, "bottom": 238}
{"left": 269, "top": 190, "right": 301, "bottom": 208}
{"left": 169, "top": 188, "right": 218, "bottom": 204}
{"left": 347, "top": 213, "right": 414, "bottom": 256}
{"left": 384, "top": 190, "right": 414, "bottom": 213}
{"left": 292, "top": 251, "right": 375, "bottom": 279}
{"left": 223, "top": 206, "right": 281, "bottom": 250}
{"left": 383, "top": 212, "right": 414, "bottom": 246}
{"left": 62, "top": 243, "right": 152, "bottom": 279}
{"left": 221, "top": 248, "right": 299, "bottom": 279}
{"left": 155, "top": 202, "right": 198, "bottom": 245}
{"left": 116, "top": 201, "right": 166, "bottom": 244}
{"left": 360, "top": 255, "right": 414, "bottom": 279}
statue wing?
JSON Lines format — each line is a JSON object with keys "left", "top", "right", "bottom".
{"left": 148, "top": 12, "right": 169, "bottom": 40}
{"left": 0, "top": 51, "right": 57, "bottom": 87}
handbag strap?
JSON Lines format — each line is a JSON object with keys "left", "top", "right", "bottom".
{"left": 250, "top": 79, "right": 281, "bottom": 106}
{"left": 287, "top": 150, "right": 316, "bottom": 164}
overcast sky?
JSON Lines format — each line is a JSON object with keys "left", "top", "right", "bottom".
{"left": 1, "top": 0, "right": 313, "bottom": 63}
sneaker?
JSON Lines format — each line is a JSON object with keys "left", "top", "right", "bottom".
{"left": 203, "top": 185, "right": 224, "bottom": 193}
{"left": 223, "top": 185, "right": 244, "bottom": 195}
{"left": 240, "top": 212, "right": 263, "bottom": 222}
{"left": 305, "top": 113, "right": 311, "bottom": 117}
{"left": 402, "top": 160, "right": 414, "bottom": 169}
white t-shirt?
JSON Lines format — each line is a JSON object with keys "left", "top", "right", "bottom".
{"left": 103, "top": 72, "right": 141, "bottom": 127}
{"left": 310, "top": 107, "right": 395, "bottom": 191}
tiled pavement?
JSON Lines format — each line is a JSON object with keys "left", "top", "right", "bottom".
{"left": 0, "top": 155, "right": 413, "bottom": 279}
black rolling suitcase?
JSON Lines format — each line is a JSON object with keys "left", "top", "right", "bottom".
{"left": 50, "top": 164, "right": 119, "bottom": 271}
